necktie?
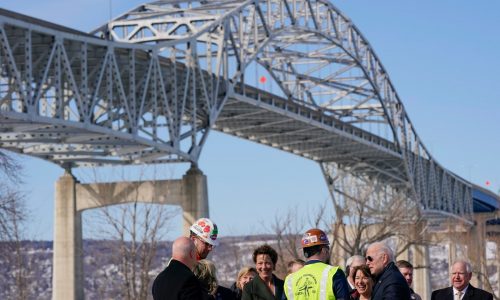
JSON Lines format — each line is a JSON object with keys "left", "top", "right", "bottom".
{"left": 455, "top": 290, "right": 463, "bottom": 300}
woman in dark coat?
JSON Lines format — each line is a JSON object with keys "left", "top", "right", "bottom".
{"left": 231, "top": 266, "right": 258, "bottom": 300}
{"left": 241, "top": 244, "right": 285, "bottom": 300}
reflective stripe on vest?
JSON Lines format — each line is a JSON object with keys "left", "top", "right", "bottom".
{"left": 286, "top": 274, "right": 294, "bottom": 300}
{"left": 285, "top": 263, "right": 337, "bottom": 300}
{"left": 319, "top": 265, "right": 333, "bottom": 300}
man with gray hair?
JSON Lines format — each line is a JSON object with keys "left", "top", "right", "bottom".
{"left": 365, "top": 241, "right": 411, "bottom": 300}
{"left": 431, "top": 259, "right": 493, "bottom": 300}
{"left": 345, "top": 255, "right": 366, "bottom": 291}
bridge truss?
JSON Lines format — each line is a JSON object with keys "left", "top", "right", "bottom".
{"left": 0, "top": 1, "right": 472, "bottom": 220}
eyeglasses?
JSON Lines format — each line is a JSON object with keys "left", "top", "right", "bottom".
{"left": 196, "top": 237, "right": 214, "bottom": 249}
{"left": 366, "top": 252, "right": 384, "bottom": 262}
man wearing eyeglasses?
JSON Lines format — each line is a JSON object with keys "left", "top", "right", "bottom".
{"left": 189, "top": 218, "right": 218, "bottom": 260}
{"left": 431, "top": 260, "right": 493, "bottom": 300}
{"left": 365, "top": 241, "right": 411, "bottom": 300}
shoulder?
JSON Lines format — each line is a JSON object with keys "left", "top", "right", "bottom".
{"left": 468, "top": 285, "right": 494, "bottom": 300}
{"left": 384, "top": 263, "right": 408, "bottom": 283}
{"left": 216, "top": 286, "right": 237, "bottom": 300}
{"left": 411, "top": 292, "right": 422, "bottom": 300}
{"left": 169, "top": 259, "right": 191, "bottom": 272}
{"left": 168, "top": 260, "right": 199, "bottom": 283}
{"left": 431, "top": 287, "right": 451, "bottom": 298}
{"left": 243, "top": 276, "right": 260, "bottom": 293}
{"left": 373, "top": 264, "right": 410, "bottom": 298}
{"left": 332, "top": 267, "right": 346, "bottom": 278}
{"left": 273, "top": 274, "right": 284, "bottom": 286}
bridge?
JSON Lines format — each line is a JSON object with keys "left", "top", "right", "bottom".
{"left": 0, "top": 1, "right": 497, "bottom": 299}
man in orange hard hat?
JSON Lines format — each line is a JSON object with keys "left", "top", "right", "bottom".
{"left": 284, "top": 228, "right": 350, "bottom": 300}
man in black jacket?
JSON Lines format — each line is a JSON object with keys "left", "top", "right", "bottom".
{"left": 431, "top": 260, "right": 493, "bottom": 300}
{"left": 366, "top": 242, "right": 411, "bottom": 300}
{"left": 152, "top": 237, "right": 209, "bottom": 300}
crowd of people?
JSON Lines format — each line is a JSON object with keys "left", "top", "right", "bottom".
{"left": 152, "top": 218, "right": 495, "bottom": 300}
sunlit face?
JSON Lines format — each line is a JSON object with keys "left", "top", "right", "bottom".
{"left": 451, "top": 262, "right": 472, "bottom": 291}
{"left": 192, "top": 236, "right": 213, "bottom": 260}
{"left": 354, "top": 269, "right": 374, "bottom": 296}
{"left": 399, "top": 267, "right": 413, "bottom": 286}
{"left": 255, "top": 254, "right": 274, "bottom": 280}
{"left": 348, "top": 258, "right": 366, "bottom": 284}
{"left": 239, "top": 271, "right": 257, "bottom": 289}
{"left": 365, "top": 246, "right": 386, "bottom": 276}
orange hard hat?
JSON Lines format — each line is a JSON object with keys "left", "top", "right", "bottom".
{"left": 301, "top": 228, "right": 329, "bottom": 248}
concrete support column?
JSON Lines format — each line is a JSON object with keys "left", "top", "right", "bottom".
{"left": 468, "top": 215, "right": 486, "bottom": 289}
{"left": 413, "top": 244, "right": 431, "bottom": 300}
{"left": 53, "top": 171, "right": 83, "bottom": 300}
{"left": 331, "top": 222, "right": 348, "bottom": 267}
{"left": 497, "top": 240, "right": 500, "bottom": 298}
{"left": 448, "top": 241, "right": 456, "bottom": 268}
{"left": 396, "top": 246, "right": 410, "bottom": 262}
{"left": 181, "top": 165, "right": 209, "bottom": 235}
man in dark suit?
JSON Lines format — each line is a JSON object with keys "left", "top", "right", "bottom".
{"left": 431, "top": 260, "right": 493, "bottom": 300}
{"left": 152, "top": 236, "right": 209, "bottom": 300}
{"left": 366, "top": 241, "right": 411, "bottom": 300}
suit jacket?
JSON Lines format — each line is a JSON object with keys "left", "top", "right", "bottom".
{"left": 372, "top": 262, "right": 411, "bottom": 300}
{"left": 152, "top": 259, "right": 209, "bottom": 300}
{"left": 431, "top": 285, "right": 493, "bottom": 300}
{"left": 213, "top": 285, "right": 237, "bottom": 300}
{"left": 241, "top": 274, "right": 285, "bottom": 300}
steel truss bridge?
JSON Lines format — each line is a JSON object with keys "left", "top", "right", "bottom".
{"left": 0, "top": 1, "right": 473, "bottom": 221}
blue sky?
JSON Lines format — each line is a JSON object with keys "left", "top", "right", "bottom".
{"left": 2, "top": 0, "right": 499, "bottom": 240}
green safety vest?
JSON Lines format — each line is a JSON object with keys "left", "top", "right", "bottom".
{"left": 284, "top": 262, "right": 339, "bottom": 300}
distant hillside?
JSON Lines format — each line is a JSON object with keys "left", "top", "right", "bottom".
{"left": 0, "top": 237, "right": 495, "bottom": 299}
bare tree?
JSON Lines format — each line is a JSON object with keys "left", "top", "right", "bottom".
{"left": 0, "top": 150, "right": 32, "bottom": 300}
{"left": 83, "top": 167, "right": 179, "bottom": 300}
{"left": 469, "top": 226, "right": 499, "bottom": 299}
{"left": 269, "top": 202, "right": 330, "bottom": 278}
{"left": 319, "top": 163, "right": 439, "bottom": 267}
{"left": 270, "top": 206, "right": 304, "bottom": 277}
{"left": 268, "top": 163, "right": 435, "bottom": 275}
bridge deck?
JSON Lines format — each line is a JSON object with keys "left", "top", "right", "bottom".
{"left": 217, "top": 85, "right": 407, "bottom": 185}
{"left": 0, "top": 4, "right": 477, "bottom": 218}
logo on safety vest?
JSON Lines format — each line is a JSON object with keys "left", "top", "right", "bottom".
{"left": 295, "top": 274, "right": 318, "bottom": 297}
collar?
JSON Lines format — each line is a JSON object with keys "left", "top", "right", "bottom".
{"left": 453, "top": 285, "right": 469, "bottom": 297}
{"left": 305, "top": 259, "right": 322, "bottom": 265}
{"left": 375, "top": 261, "right": 395, "bottom": 281}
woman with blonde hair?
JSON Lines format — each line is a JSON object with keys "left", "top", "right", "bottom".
{"left": 193, "top": 259, "right": 235, "bottom": 300}
{"left": 230, "top": 266, "right": 258, "bottom": 300}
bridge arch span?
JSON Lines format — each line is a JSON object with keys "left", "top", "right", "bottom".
{"left": 96, "top": 0, "right": 472, "bottom": 218}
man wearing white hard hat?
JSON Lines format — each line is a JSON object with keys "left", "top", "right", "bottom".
{"left": 189, "top": 218, "right": 218, "bottom": 260}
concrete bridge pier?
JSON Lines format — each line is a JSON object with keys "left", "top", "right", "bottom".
{"left": 52, "top": 164, "right": 209, "bottom": 300}
{"left": 181, "top": 165, "right": 210, "bottom": 235}
{"left": 53, "top": 171, "right": 84, "bottom": 300}
{"left": 412, "top": 244, "right": 431, "bottom": 300}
